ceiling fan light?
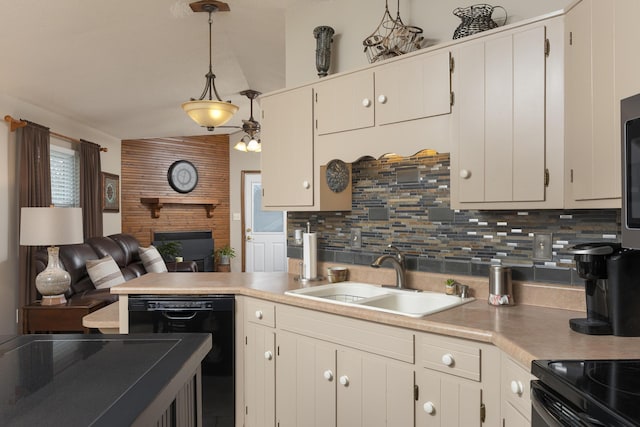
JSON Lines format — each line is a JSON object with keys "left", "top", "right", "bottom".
{"left": 233, "top": 140, "right": 248, "bottom": 152}
{"left": 182, "top": 100, "right": 239, "bottom": 128}
{"left": 247, "top": 138, "right": 260, "bottom": 152}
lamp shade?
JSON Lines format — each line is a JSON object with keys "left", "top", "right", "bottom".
{"left": 182, "top": 100, "right": 239, "bottom": 128}
{"left": 20, "top": 207, "right": 84, "bottom": 246}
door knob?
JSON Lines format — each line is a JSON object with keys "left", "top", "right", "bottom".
{"left": 246, "top": 228, "right": 252, "bottom": 232}
{"left": 246, "top": 236, "right": 252, "bottom": 241}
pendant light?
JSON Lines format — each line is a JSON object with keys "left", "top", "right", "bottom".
{"left": 182, "top": 1, "right": 238, "bottom": 130}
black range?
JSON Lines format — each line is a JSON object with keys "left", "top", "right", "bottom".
{"left": 531, "top": 359, "right": 640, "bottom": 426}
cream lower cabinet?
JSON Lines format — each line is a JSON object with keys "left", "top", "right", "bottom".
{"left": 415, "top": 333, "right": 501, "bottom": 427}
{"left": 276, "top": 305, "right": 415, "bottom": 427}
{"left": 501, "top": 355, "right": 535, "bottom": 426}
{"left": 450, "top": 16, "right": 565, "bottom": 209}
{"left": 243, "top": 298, "right": 276, "bottom": 427}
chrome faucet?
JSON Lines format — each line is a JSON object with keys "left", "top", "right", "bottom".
{"left": 371, "top": 245, "right": 407, "bottom": 289}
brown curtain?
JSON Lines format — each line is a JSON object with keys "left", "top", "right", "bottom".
{"left": 17, "top": 121, "right": 52, "bottom": 318}
{"left": 80, "top": 140, "right": 103, "bottom": 238}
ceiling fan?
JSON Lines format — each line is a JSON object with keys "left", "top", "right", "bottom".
{"left": 227, "top": 89, "right": 262, "bottom": 152}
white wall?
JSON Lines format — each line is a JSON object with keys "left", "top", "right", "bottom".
{"left": 286, "top": 0, "right": 573, "bottom": 87}
{"left": 0, "top": 93, "right": 121, "bottom": 334}
{"left": 229, "top": 131, "right": 261, "bottom": 272}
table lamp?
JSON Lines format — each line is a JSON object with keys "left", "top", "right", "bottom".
{"left": 20, "top": 207, "right": 84, "bottom": 305}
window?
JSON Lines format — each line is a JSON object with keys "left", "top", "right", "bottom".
{"left": 50, "top": 145, "right": 80, "bottom": 207}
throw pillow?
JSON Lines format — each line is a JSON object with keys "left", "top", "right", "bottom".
{"left": 86, "top": 255, "right": 126, "bottom": 289}
{"left": 139, "top": 245, "right": 168, "bottom": 273}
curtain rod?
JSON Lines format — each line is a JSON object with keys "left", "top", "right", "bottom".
{"left": 4, "top": 115, "right": 108, "bottom": 152}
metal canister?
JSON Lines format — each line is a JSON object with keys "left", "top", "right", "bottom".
{"left": 488, "top": 265, "right": 514, "bottom": 306}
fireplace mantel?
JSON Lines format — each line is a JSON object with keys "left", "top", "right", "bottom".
{"left": 140, "top": 197, "right": 220, "bottom": 218}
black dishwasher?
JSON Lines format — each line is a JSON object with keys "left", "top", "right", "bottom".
{"left": 129, "top": 295, "right": 234, "bottom": 427}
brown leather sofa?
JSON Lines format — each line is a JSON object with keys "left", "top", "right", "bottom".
{"left": 35, "top": 233, "right": 197, "bottom": 304}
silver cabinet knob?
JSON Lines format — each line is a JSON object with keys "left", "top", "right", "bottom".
{"left": 423, "top": 401, "right": 435, "bottom": 414}
{"left": 441, "top": 353, "right": 454, "bottom": 366}
{"left": 510, "top": 380, "right": 524, "bottom": 396}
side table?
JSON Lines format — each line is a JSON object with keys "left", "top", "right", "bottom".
{"left": 22, "top": 299, "right": 108, "bottom": 334}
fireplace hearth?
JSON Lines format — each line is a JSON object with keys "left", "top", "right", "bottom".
{"left": 153, "top": 230, "right": 214, "bottom": 272}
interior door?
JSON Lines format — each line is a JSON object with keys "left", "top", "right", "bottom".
{"left": 243, "top": 172, "right": 287, "bottom": 272}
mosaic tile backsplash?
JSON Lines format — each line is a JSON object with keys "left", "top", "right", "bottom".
{"left": 287, "top": 152, "right": 620, "bottom": 286}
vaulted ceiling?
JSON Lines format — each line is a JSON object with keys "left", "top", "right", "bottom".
{"left": 0, "top": 0, "right": 298, "bottom": 139}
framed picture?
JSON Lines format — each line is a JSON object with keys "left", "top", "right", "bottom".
{"left": 101, "top": 172, "right": 120, "bottom": 212}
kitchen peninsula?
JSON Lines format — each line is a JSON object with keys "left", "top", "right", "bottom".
{"left": 93, "top": 270, "right": 640, "bottom": 366}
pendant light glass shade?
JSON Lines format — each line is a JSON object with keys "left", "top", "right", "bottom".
{"left": 182, "top": 99, "right": 238, "bottom": 128}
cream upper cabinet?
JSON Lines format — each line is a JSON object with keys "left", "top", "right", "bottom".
{"left": 415, "top": 332, "right": 501, "bottom": 427}
{"left": 260, "top": 87, "right": 314, "bottom": 209}
{"left": 313, "top": 50, "right": 453, "bottom": 162}
{"left": 315, "top": 70, "right": 375, "bottom": 136}
{"left": 451, "top": 21, "right": 558, "bottom": 209}
{"left": 564, "top": 0, "right": 620, "bottom": 208}
{"left": 276, "top": 305, "right": 414, "bottom": 427}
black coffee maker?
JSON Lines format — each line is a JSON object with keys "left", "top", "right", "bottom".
{"left": 570, "top": 242, "right": 640, "bottom": 336}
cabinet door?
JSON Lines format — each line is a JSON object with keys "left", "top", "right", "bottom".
{"left": 502, "top": 402, "right": 530, "bottom": 427}
{"left": 566, "top": 0, "right": 619, "bottom": 203}
{"left": 456, "top": 25, "right": 546, "bottom": 204}
{"left": 415, "top": 369, "right": 482, "bottom": 427}
{"left": 244, "top": 323, "right": 275, "bottom": 427}
{"left": 260, "top": 87, "right": 314, "bottom": 208}
{"left": 337, "top": 349, "right": 414, "bottom": 427}
{"left": 276, "top": 331, "right": 336, "bottom": 427}
{"left": 375, "top": 51, "right": 452, "bottom": 126}
{"left": 315, "top": 71, "right": 374, "bottom": 135}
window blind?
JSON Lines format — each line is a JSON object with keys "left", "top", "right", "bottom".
{"left": 50, "top": 145, "right": 80, "bottom": 207}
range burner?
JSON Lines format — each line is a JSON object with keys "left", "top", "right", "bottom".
{"left": 585, "top": 361, "right": 640, "bottom": 396}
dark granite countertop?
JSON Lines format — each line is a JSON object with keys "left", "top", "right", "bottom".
{"left": 0, "top": 333, "right": 211, "bottom": 426}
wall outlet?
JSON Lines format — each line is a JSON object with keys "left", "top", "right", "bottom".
{"left": 533, "top": 233, "right": 553, "bottom": 261}
{"left": 350, "top": 229, "right": 362, "bottom": 248}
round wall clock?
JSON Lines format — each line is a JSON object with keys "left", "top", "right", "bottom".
{"left": 168, "top": 160, "right": 198, "bottom": 193}
{"left": 325, "top": 159, "right": 350, "bottom": 193}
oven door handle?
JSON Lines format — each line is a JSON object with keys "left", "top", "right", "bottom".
{"left": 531, "top": 385, "right": 564, "bottom": 427}
{"left": 162, "top": 311, "right": 198, "bottom": 321}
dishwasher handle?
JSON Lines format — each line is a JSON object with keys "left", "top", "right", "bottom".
{"left": 162, "top": 311, "right": 198, "bottom": 321}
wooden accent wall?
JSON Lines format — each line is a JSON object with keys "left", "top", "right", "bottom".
{"left": 121, "top": 135, "right": 230, "bottom": 250}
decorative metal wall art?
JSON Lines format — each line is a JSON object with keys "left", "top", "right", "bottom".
{"left": 363, "top": 0, "right": 424, "bottom": 64}
{"left": 314, "top": 26, "right": 335, "bottom": 78}
{"left": 452, "top": 4, "right": 507, "bottom": 39}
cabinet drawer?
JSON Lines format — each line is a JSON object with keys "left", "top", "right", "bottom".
{"left": 245, "top": 298, "right": 276, "bottom": 327}
{"left": 416, "top": 334, "right": 481, "bottom": 381}
{"left": 501, "top": 355, "right": 533, "bottom": 419}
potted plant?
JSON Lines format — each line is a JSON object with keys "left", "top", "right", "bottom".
{"left": 156, "top": 240, "right": 182, "bottom": 262}
{"left": 214, "top": 245, "right": 236, "bottom": 272}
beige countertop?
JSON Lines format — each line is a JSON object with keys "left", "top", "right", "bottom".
{"left": 84, "top": 270, "right": 640, "bottom": 370}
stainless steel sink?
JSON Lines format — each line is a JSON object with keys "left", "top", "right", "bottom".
{"left": 285, "top": 282, "right": 473, "bottom": 318}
